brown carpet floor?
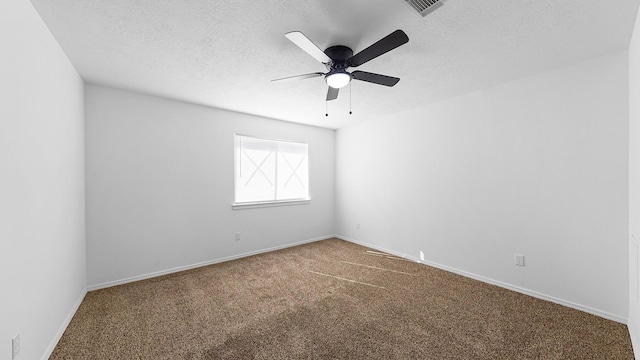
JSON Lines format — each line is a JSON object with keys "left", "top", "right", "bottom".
{"left": 51, "top": 238, "right": 634, "bottom": 359}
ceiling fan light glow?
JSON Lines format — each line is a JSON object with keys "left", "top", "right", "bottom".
{"left": 325, "top": 72, "right": 351, "bottom": 89}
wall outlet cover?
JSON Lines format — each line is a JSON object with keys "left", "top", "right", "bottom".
{"left": 12, "top": 334, "right": 20, "bottom": 359}
{"left": 515, "top": 254, "right": 525, "bottom": 266}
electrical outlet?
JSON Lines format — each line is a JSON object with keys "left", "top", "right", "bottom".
{"left": 12, "top": 334, "right": 20, "bottom": 359}
{"left": 515, "top": 254, "right": 525, "bottom": 266}
{"left": 235, "top": 232, "right": 241, "bottom": 241}
{"left": 356, "top": 222, "right": 360, "bottom": 229}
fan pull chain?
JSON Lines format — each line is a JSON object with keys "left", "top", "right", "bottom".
{"left": 349, "top": 82, "right": 352, "bottom": 115}
{"left": 325, "top": 101, "right": 328, "bottom": 117}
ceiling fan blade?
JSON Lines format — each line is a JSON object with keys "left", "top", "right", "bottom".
{"left": 326, "top": 87, "right": 339, "bottom": 101}
{"left": 352, "top": 71, "right": 400, "bottom": 87}
{"left": 285, "top": 31, "right": 332, "bottom": 64}
{"left": 348, "top": 30, "right": 409, "bottom": 67}
{"left": 271, "top": 72, "right": 324, "bottom": 82}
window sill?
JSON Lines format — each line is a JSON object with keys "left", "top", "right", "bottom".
{"left": 232, "top": 199, "right": 311, "bottom": 210}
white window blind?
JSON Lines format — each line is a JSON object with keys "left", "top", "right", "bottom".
{"left": 234, "top": 134, "right": 309, "bottom": 205}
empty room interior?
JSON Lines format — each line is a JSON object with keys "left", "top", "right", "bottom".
{"left": 4, "top": 0, "right": 640, "bottom": 358}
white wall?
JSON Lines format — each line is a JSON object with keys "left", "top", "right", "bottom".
{"left": 628, "top": 3, "right": 640, "bottom": 354}
{"left": 336, "top": 51, "right": 629, "bottom": 321}
{"left": 85, "top": 84, "right": 335, "bottom": 288}
{"left": 0, "top": 0, "right": 86, "bottom": 359}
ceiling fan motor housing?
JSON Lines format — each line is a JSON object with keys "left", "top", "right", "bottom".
{"left": 324, "top": 45, "right": 353, "bottom": 68}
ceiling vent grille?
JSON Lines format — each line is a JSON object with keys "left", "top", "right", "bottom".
{"left": 404, "top": 0, "right": 446, "bottom": 17}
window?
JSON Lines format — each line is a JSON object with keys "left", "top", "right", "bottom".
{"left": 234, "top": 134, "right": 309, "bottom": 207}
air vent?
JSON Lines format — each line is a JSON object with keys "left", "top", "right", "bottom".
{"left": 404, "top": 0, "right": 446, "bottom": 17}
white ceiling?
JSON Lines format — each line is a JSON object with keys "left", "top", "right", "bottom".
{"left": 30, "top": 0, "right": 640, "bottom": 129}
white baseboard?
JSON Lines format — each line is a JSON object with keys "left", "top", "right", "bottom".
{"left": 629, "top": 234, "right": 640, "bottom": 358}
{"left": 336, "top": 235, "right": 627, "bottom": 324}
{"left": 41, "top": 288, "right": 87, "bottom": 360}
{"left": 88, "top": 235, "right": 334, "bottom": 291}
{"left": 629, "top": 319, "right": 640, "bottom": 358}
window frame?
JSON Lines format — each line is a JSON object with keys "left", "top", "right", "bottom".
{"left": 232, "top": 134, "right": 310, "bottom": 210}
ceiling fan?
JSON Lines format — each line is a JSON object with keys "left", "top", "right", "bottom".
{"left": 272, "top": 30, "right": 409, "bottom": 101}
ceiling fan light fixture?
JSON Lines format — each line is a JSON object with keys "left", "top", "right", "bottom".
{"left": 325, "top": 71, "right": 351, "bottom": 89}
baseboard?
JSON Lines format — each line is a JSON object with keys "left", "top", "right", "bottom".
{"left": 629, "top": 319, "right": 640, "bottom": 358}
{"left": 88, "top": 235, "right": 334, "bottom": 291}
{"left": 629, "top": 234, "right": 640, "bottom": 358}
{"left": 336, "top": 235, "right": 627, "bottom": 324}
{"left": 41, "top": 288, "right": 87, "bottom": 360}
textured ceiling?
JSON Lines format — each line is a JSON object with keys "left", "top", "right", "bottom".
{"left": 30, "top": 0, "right": 640, "bottom": 129}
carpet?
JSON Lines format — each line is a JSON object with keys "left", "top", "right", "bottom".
{"left": 50, "top": 238, "right": 634, "bottom": 359}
